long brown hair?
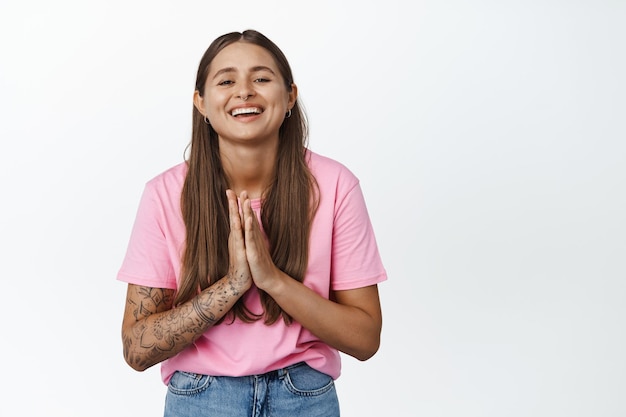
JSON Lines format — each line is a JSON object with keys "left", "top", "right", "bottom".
{"left": 176, "top": 30, "right": 318, "bottom": 325}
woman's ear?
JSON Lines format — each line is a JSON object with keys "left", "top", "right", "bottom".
{"left": 193, "top": 90, "right": 205, "bottom": 116}
{"left": 288, "top": 83, "right": 298, "bottom": 110}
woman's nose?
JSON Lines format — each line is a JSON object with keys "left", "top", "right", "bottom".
{"left": 237, "top": 81, "right": 254, "bottom": 101}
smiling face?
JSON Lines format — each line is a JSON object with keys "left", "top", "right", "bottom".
{"left": 194, "top": 41, "right": 297, "bottom": 147}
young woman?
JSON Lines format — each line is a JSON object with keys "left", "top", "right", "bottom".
{"left": 118, "top": 29, "right": 387, "bottom": 416}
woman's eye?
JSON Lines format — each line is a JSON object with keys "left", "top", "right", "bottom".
{"left": 254, "top": 78, "right": 270, "bottom": 83}
{"left": 218, "top": 80, "right": 234, "bottom": 86}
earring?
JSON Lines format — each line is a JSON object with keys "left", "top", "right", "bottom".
{"left": 204, "top": 116, "right": 210, "bottom": 125}
{"left": 285, "top": 109, "right": 292, "bottom": 119}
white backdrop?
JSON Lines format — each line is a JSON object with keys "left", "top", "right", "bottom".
{"left": 1, "top": 0, "right": 624, "bottom": 416}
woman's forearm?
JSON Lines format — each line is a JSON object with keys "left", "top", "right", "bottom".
{"left": 122, "top": 276, "right": 247, "bottom": 371}
{"left": 265, "top": 273, "right": 382, "bottom": 361}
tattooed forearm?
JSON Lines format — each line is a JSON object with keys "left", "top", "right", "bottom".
{"left": 131, "top": 287, "right": 173, "bottom": 321}
{"left": 192, "top": 294, "right": 217, "bottom": 325}
{"left": 122, "top": 276, "right": 248, "bottom": 371}
{"left": 124, "top": 288, "right": 208, "bottom": 369}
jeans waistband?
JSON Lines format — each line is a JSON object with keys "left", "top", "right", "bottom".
{"left": 264, "top": 361, "right": 307, "bottom": 379}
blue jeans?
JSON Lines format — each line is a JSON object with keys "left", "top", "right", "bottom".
{"left": 163, "top": 362, "right": 340, "bottom": 417}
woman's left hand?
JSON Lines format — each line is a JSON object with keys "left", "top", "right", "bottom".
{"left": 237, "top": 192, "right": 382, "bottom": 361}
{"left": 239, "top": 191, "right": 282, "bottom": 291}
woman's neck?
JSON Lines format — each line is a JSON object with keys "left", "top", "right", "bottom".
{"left": 219, "top": 141, "right": 277, "bottom": 199}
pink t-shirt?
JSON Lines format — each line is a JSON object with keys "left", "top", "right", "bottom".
{"left": 117, "top": 150, "right": 387, "bottom": 384}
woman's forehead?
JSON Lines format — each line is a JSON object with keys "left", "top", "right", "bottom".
{"left": 210, "top": 42, "right": 276, "bottom": 72}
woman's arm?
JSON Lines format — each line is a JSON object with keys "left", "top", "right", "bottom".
{"left": 121, "top": 274, "right": 249, "bottom": 372}
{"left": 268, "top": 280, "right": 382, "bottom": 361}
{"left": 121, "top": 189, "right": 253, "bottom": 371}
{"left": 239, "top": 193, "right": 383, "bottom": 361}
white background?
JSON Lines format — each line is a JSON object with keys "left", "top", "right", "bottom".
{"left": 1, "top": 0, "right": 624, "bottom": 416}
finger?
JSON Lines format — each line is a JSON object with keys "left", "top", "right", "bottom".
{"left": 238, "top": 190, "right": 254, "bottom": 226}
{"left": 243, "top": 200, "right": 254, "bottom": 233}
{"left": 226, "top": 189, "right": 242, "bottom": 231}
{"left": 243, "top": 214, "right": 260, "bottom": 263}
{"left": 242, "top": 197, "right": 260, "bottom": 233}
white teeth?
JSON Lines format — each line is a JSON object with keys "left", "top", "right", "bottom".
{"left": 231, "top": 107, "right": 262, "bottom": 116}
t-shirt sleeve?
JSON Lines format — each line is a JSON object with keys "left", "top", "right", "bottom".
{"left": 117, "top": 182, "right": 177, "bottom": 289}
{"left": 330, "top": 180, "right": 387, "bottom": 291}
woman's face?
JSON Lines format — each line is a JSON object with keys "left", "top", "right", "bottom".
{"left": 195, "top": 41, "right": 297, "bottom": 147}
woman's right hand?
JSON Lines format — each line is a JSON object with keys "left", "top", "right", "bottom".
{"left": 226, "top": 189, "right": 253, "bottom": 293}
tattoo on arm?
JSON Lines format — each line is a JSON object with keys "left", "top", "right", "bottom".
{"left": 131, "top": 286, "right": 173, "bottom": 320}
{"left": 192, "top": 293, "right": 217, "bottom": 324}
{"left": 123, "top": 279, "right": 247, "bottom": 370}
{"left": 124, "top": 287, "right": 178, "bottom": 368}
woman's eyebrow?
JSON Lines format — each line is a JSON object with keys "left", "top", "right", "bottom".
{"left": 212, "top": 67, "right": 236, "bottom": 80}
{"left": 250, "top": 65, "right": 276, "bottom": 75}
{"left": 212, "top": 66, "right": 275, "bottom": 80}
